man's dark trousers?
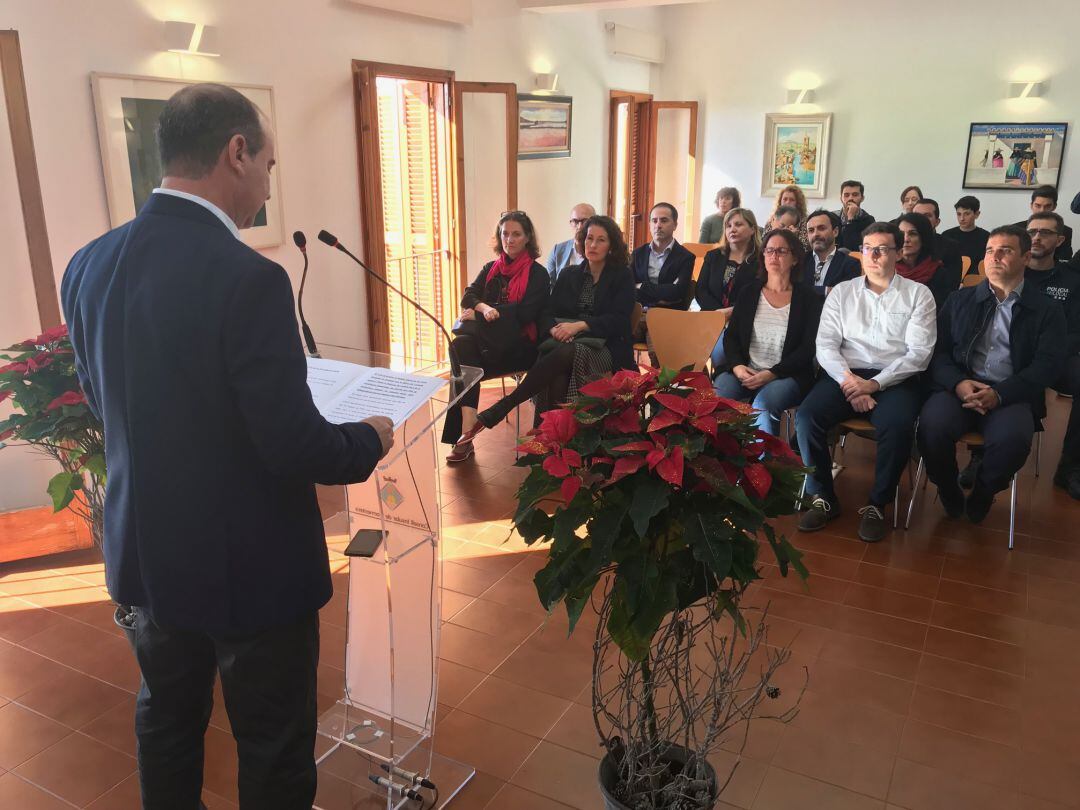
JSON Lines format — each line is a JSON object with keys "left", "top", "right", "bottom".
{"left": 134, "top": 609, "right": 320, "bottom": 810}
{"left": 795, "top": 370, "right": 924, "bottom": 507}
{"left": 917, "top": 390, "right": 1034, "bottom": 494}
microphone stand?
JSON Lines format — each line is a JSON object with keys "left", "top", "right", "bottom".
{"left": 293, "top": 231, "right": 319, "bottom": 357}
{"left": 317, "top": 230, "right": 463, "bottom": 383}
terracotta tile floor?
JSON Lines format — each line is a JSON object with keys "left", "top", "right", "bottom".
{"left": 2, "top": 386, "right": 1080, "bottom": 808}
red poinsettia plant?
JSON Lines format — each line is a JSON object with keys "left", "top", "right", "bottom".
{"left": 0, "top": 325, "right": 106, "bottom": 547}
{"left": 512, "top": 367, "right": 809, "bottom": 661}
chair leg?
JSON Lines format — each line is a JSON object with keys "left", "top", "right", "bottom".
{"left": 1035, "top": 432, "right": 1042, "bottom": 478}
{"left": 893, "top": 484, "right": 899, "bottom": 529}
{"left": 795, "top": 471, "right": 807, "bottom": 511}
{"left": 1008, "top": 472, "right": 1018, "bottom": 550}
{"left": 905, "top": 458, "right": 924, "bottom": 530}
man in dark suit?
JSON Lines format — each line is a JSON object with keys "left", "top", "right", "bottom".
{"left": 631, "top": 202, "right": 695, "bottom": 311}
{"left": 1015, "top": 185, "right": 1072, "bottom": 262}
{"left": 62, "top": 84, "right": 393, "bottom": 810}
{"left": 913, "top": 198, "right": 964, "bottom": 285}
{"left": 803, "top": 209, "right": 861, "bottom": 294}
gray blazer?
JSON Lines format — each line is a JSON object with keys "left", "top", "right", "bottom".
{"left": 545, "top": 238, "right": 579, "bottom": 286}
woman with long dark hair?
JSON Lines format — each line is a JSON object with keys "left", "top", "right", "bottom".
{"left": 897, "top": 212, "right": 953, "bottom": 307}
{"left": 713, "top": 229, "right": 822, "bottom": 436}
{"left": 451, "top": 216, "right": 635, "bottom": 456}
{"left": 443, "top": 211, "right": 549, "bottom": 462}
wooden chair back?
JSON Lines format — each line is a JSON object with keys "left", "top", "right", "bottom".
{"left": 645, "top": 308, "right": 728, "bottom": 372}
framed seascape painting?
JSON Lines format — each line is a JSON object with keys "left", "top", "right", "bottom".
{"left": 963, "top": 122, "right": 1068, "bottom": 190}
{"left": 90, "top": 73, "right": 284, "bottom": 249}
{"left": 761, "top": 112, "right": 832, "bottom": 198}
{"left": 517, "top": 93, "right": 572, "bottom": 160}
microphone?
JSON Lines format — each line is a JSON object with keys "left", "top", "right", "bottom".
{"left": 367, "top": 774, "right": 423, "bottom": 801}
{"left": 293, "top": 230, "right": 319, "bottom": 357}
{"left": 317, "top": 229, "right": 462, "bottom": 381}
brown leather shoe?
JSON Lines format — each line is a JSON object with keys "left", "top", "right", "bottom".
{"left": 446, "top": 440, "right": 474, "bottom": 464}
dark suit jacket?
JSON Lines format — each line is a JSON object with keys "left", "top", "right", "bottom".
{"left": 461, "top": 259, "right": 550, "bottom": 334}
{"left": 695, "top": 249, "right": 758, "bottom": 311}
{"left": 837, "top": 210, "right": 875, "bottom": 251}
{"left": 801, "top": 250, "right": 861, "bottom": 293}
{"left": 930, "top": 280, "right": 1067, "bottom": 420}
{"left": 631, "top": 241, "right": 695, "bottom": 309}
{"left": 541, "top": 262, "right": 636, "bottom": 371}
{"left": 719, "top": 281, "right": 824, "bottom": 394}
{"left": 934, "top": 234, "right": 964, "bottom": 292}
{"left": 61, "top": 193, "right": 383, "bottom": 636}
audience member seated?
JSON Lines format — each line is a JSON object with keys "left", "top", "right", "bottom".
{"left": 695, "top": 207, "right": 762, "bottom": 316}
{"left": 795, "top": 222, "right": 936, "bottom": 543}
{"left": 452, "top": 216, "right": 634, "bottom": 454}
{"left": 897, "top": 212, "right": 956, "bottom": 308}
{"left": 1024, "top": 212, "right": 1080, "bottom": 500}
{"left": 443, "top": 211, "right": 551, "bottom": 462}
{"left": 1013, "top": 185, "right": 1073, "bottom": 261}
{"left": 546, "top": 202, "right": 595, "bottom": 286}
{"left": 766, "top": 185, "right": 809, "bottom": 247}
{"left": 892, "top": 185, "right": 923, "bottom": 222}
{"left": 943, "top": 195, "right": 989, "bottom": 276}
{"left": 913, "top": 198, "right": 964, "bottom": 287}
{"left": 803, "top": 209, "right": 861, "bottom": 294}
{"left": 712, "top": 229, "right": 822, "bottom": 436}
{"left": 699, "top": 186, "right": 740, "bottom": 243}
{"left": 632, "top": 202, "right": 695, "bottom": 311}
{"left": 917, "top": 225, "right": 1066, "bottom": 522}
{"left": 769, "top": 205, "right": 802, "bottom": 234}
{"left": 836, "top": 179, "right": 875, "bottom": 251}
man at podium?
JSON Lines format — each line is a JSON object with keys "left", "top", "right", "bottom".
{"left": 62, "top": 83, "right": 394, "bottom": 810}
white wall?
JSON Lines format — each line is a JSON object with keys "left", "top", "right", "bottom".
{"left": 658, "top": 0, "right": 1080, "bottom": 237}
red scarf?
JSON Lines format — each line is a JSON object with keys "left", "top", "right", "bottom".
{"left": 489, "top": 251, "right": 536, "bottom": 341}
{"left": 897, "top": 255, "right": 942, "bottom": 285}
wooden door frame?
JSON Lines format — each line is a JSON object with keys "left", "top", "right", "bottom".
{"left": 606, "top": 89, "right": 652, "bottom": 247}
{"left": 451, "top": 81, "right": 517, "bottom": 290}
{"left": 0, "top": 31, "right": 58, "bottom": 331}
{"left": 352, "top": 60, "right": 455, "bottom": 354}
{"left": 643, "top": 101, "right": 699, "bottom": 244}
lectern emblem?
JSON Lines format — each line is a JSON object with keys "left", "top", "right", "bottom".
{"left": 380, "top": 482, "right": 405, "bottom": 511}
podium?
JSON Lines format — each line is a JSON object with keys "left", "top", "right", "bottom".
{"left": 312, "top": 345, "right": 483, "bottom": 810}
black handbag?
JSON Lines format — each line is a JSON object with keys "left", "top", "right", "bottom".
{"left": 451, "top": 314, "right": 520, "bottom": 364}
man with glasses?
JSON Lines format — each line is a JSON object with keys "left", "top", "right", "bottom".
{"left": 546, "top": 202, "right": 595, "bottom": 286}
{"left": 917, "top": 226, "right": 1065, "bottom": 521}
{"left": 803, "top": 209, "right": 861, "bottom": 295}
{"left": 1013, "top": 185, "right": 1072, "bottom": 261}
{"left": 795, "top": 222, "right": 936, "bottom": 543}
{"left": 1025, "top": 212, "right": 1080, "bottom": 499}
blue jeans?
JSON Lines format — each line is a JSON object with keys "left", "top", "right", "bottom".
{"left": 710, "top": 329, "right": 727, "bottom": 371}
{"left": 713, "top": 372, "right": 802, "bottom": 436}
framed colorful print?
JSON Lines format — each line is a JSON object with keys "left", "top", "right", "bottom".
{"left": 517, "top": 93, "right": 572, "bottom": 160}
{"left": 90, "top": 72, "right": 284, "bottom": 249}
{"left": 962, "top": 122, "right": 1068, "bottom": 190}
{"left": 761, "top": 112, "right": 832, "bottom": 199}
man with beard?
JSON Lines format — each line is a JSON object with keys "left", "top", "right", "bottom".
{"left": 802, "top": 209, "right": 861, "bottom": 295}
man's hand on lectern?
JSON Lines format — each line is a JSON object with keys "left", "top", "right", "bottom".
{"left": 362, "top": 416, "right": 395, "bottom": 458}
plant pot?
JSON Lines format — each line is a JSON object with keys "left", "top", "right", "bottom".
{"left": 597, "top": 744, "right": 718, "bottom": 810}
{"left": 113, "top": 604, "right": 136, "bottom": 652}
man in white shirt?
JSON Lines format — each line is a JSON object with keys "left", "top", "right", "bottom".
{"left": 545, "top": 202, "right": 594, "bottom": 286}
{"left": 795, "top": 222, "right": 937, "bottom": 543}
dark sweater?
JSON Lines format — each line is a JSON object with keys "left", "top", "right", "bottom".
{"left": 837, "top": 210, "right": 876, "bottom": 252}
{"left": 942, "top": 226, "right": 990, "bottom": 275}
{"left": 542, "top": 262, "right": 636, "bottom": 371}
{"left": 695, "top": 249, "right": 757, "bottom": 310}
{"left": 460, "top": 260, "right": 550, "bottom": 336}
{"left": 1026, "top": 262, "right": 1080, "bottom": 356}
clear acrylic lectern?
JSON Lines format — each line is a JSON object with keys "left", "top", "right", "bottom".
{"left": 312, "top": 345, "right": 482, "bottom": 810}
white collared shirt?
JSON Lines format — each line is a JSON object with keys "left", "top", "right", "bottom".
{"left": 647, "top": 240, "right": 673, "bottom": 283}
{"left": 152, "top": 188, "right": 241, "bottom": 240}
{"left": 816, "top": 272, "right": 937, "bottom": 390}
{"left": 813, "top": 247, "right": 837, "bottom": 286}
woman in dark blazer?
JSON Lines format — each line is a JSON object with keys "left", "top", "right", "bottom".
{"left": 451, "top": 215, "right": 634, "bottom": 457}
{"left": 444, "top": 211, "right": 549, "bottom": 462}
{"left": 713, "top": 228, "right": 823, "bottom": 437}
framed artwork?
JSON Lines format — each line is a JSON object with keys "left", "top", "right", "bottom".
{"left": 962, "top": 122, "right": 1068, "bottom": 190}
{"left": 90, "top": 72, "right": 284, "bottom": 249}
{"left": 761, "top": 112, "right": 832, "bottom": 198}
{"left": 517, "top": 93, "right": 571, "bottom": 160}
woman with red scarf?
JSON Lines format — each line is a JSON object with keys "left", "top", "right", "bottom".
{"left": 443, "top": 210, "right": 549, "bottom": 462}
{"left": 897, "top": 212, "right": 951, "bottom": 309}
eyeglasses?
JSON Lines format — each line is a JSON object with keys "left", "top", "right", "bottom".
{"left": 1027, "top": 228, "right": 1061, "bottom": 238}
{"left": 860, "top": 246, "right": 896, "bottom": 258}
{"left": 763, "top": 247, "right": 792, "bottom": 257}
{"left": 985, "top": 246, "right": 1017, "bottom": 257}
{"left": 569, "top": 218, "right": 588, "bottom": 226}
{"left": 501, "top": 210, "right": 527, "bottom": 218}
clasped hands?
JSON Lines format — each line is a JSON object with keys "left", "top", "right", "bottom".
{"left": 459, "top": 304, "right": 500, "bottom": 322}
{"left": 550, "top": 321, "right": 587, "bottom": 343}
{"left": 732, "top": 365, "right": 777, "bottom": 391}
{"left": 955, "top": 379, "right": 1000, "bottom": 415}
{"left": 840, "top": 372, "right": 879, "bottom": 413}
